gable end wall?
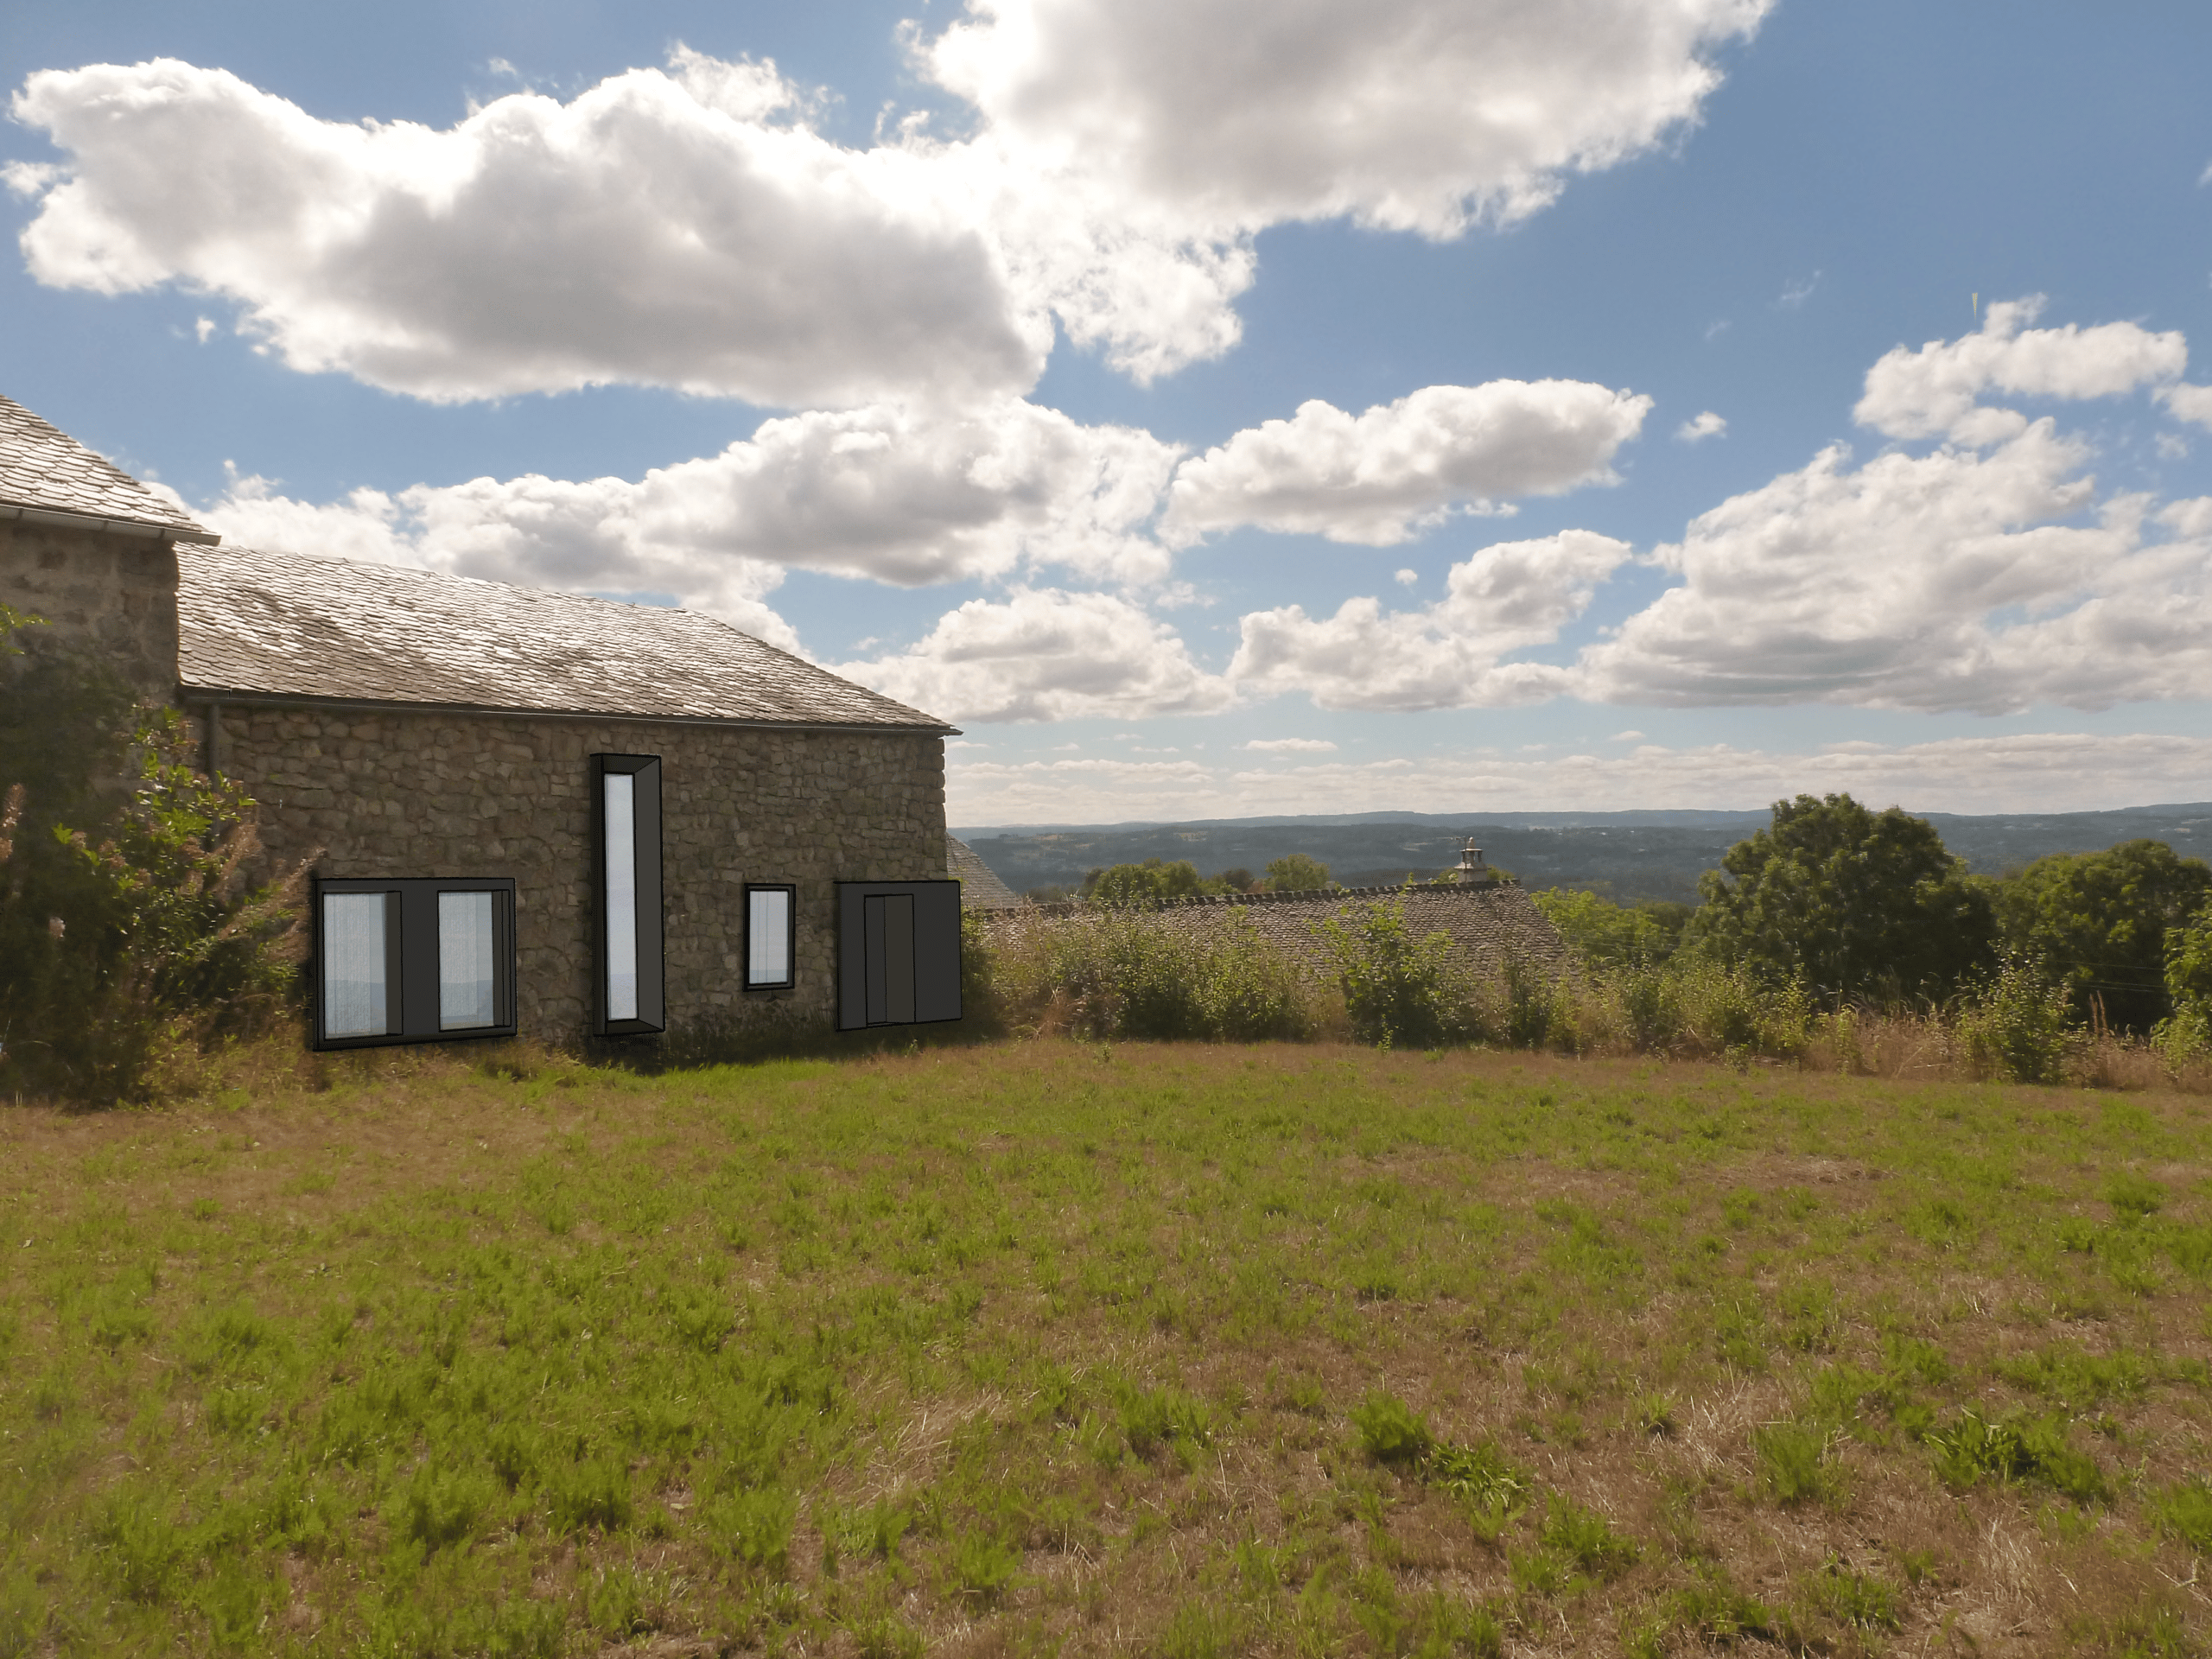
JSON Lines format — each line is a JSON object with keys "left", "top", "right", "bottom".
{"left": 207, "top": 702, "right": 947, "bottom": 1044}
{"left": 0, "top": 518, "right": 181, "bottom": 694}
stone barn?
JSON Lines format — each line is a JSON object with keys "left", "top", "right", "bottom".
{"left": 1, "top": 393, "right": 965, "bottom": 1052}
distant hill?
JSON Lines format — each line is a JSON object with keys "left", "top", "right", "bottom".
{"left": 951, "top": 804, "right": 2212, "bottom": 905}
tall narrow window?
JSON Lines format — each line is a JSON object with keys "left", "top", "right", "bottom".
{"left": 314, "top": 878, "right": 513, "bottom": 1049}
{"left": 594, "top": 755, "right": 664, "bottom": 1034}
{"left": 603, "top": 772, "right": 639, "bottom": 1020}
{"left": 836, "top": 881, "right": 963, "bottom": 1030}
{"left": 322, "top": 890, "right": 396, "bottom": 1040}
{"left": 746, "top": 884, "right": 795, "bottom": 990}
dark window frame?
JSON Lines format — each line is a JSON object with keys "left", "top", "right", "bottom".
{"left": 593, "top": 753, "right": 665, "bottom": 1036}
{"left": 311, "top": 875, "right": 518, "bottom": 1051}
{"left": 743, "top": 882, "right": 798, "bottom": 992}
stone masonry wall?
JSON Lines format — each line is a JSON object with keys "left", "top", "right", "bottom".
{"left": 0, "top": 518, "right": 181, "bottom": 695}
{"left": 205, "top": 702, "right": 948, "bottom": 1046}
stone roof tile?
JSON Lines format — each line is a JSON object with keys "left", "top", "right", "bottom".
{"left": 178, "top": 543, "right": 950, "bottom": 731}
{"left": 0, "top": 393, "right": 215, "bottom": 539}
{"left": 948, "top": 836, "right": 1024, "bottom": 909}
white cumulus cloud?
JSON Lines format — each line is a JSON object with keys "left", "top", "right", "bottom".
{"left": 1675, "top": 410, "right": 1726, "bottom": 442}
{"left": 2161, "top": 383, "right": 2212, "bottom": 431}
{"left": 1854, "top": 296, "right": 2187, "bottom": 442}
{"left": 1230, "top": 529, "right": 1630, "bottom": 710}
{"left": 200, "top": 398, "right": 1182, "bottom": 644}
{"left": 1575, "top": 419, "right": 2212, "bottom": 712}
{"left": 1161, "top": 381, "right": 1649, "bottom": 546}
{"left": 10, "top": 54, "right": 1044, "bottom": 408}
{"left": 1242, "top": 737, "right": 1337, "bottom": 753}
{"left": 836, "top": 588, "right": 1233, "bottom": 722}
{"left": 926, "top": 0, "right": 1770, "bottom": 238}
{"left": 12, "top": 6, "right": 1771, "bottom": 404}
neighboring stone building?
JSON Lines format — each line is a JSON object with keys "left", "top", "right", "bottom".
{"left": 1, "top": 394, "right": 963, "bottom": 1052}
{"left": 0, "top": 393, "right": 218, "bottom": 692}
{"left": 947, "top": 836, "right": 1023, "bottom": 910}
{"left": 982, "top": 877, "right": 1571, "bottom": 987}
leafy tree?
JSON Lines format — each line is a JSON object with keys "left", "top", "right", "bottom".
{"left": 1529, "top": 888, "right": 1690, "bottom": 969}
{"left": 1085, "top": 858, "right": 1205, "bottom": 907}
{"left": 1263, "top": 854, "right": 1331, "bottom": 893}
{"left": 1687, "top": 793, "right": 1994, "bottom": 1002}
{"left": 1215, "top": 868, "right": 1256, "bottom": 893}
{"left": 1992, "top": 840, "right": 2212, "bottom": 1032}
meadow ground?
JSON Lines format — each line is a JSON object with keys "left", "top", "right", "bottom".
{"left": 5, "top": 1041, "right": 2212, "bottom": 1657}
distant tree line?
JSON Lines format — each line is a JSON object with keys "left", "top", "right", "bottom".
{"left": 1534, "top": 792, "right": 2212, "bottom": 1038}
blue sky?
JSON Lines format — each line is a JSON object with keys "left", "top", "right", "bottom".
{"left": 6, "top": 1, "right": 2212, "bottom": 824}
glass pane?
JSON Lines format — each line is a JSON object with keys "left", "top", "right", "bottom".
{"left": 322, "top": 893, "right": 387, "bottom": 1039}
{"left": 439, "top": 891, "right": 497, "bottom": 1030}
{"left": 748, "top": 889, "right": 790, "bottom": 985}
{"left": 604, "top": 772, "right": 638, "bottom": 1020}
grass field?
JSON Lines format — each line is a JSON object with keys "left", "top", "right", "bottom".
{"left": 6, "top": 1040, "right": 2212, "bottom": 1656}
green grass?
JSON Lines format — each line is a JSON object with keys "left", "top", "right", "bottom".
{"left": 3, "top": 1039, "right": 2212, "bottom": 1653}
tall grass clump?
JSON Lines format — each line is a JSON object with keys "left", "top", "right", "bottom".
{"left": 988, "top": 908, "right": 1323, "bottom": 1041}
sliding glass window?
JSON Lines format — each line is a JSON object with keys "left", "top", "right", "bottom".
{"left": 314, "top": 877, "right": 516, "bottom": 1049}
{"left": 594, "top": 754, "right": 664, "bottom": 1034}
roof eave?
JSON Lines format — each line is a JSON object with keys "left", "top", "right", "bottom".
{"left": 177, "top": 683, "right": 961, "bottom": 738}
{"left": 1, "top": 499, "right": 220, "bottom": 545}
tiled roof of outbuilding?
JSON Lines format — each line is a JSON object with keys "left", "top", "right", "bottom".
{"left": 948, "top": 836, "right": 1024, "bottom": 909}
{"left": 177, "top": 543, "right": 952, "bottom": 731}
{"left": 982, "top": 881, "right": 1572, "bottom": 981}
{"left": 0, "top": 394, "right": 217, "bottom": 541}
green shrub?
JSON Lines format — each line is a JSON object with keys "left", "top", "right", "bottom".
{"left": 1959, "top": 952, "right": 2073, "bottom": 1084}
{"left": 988, "top": 909, "right": 1319, "bottom": 1042}
{"left": 0, "top": 613, "right": 307, "bottom": 1101}
{"left": 1319, "top": 895, "right": 1470, "bottom": 1049}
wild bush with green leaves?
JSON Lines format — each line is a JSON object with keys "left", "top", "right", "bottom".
{"left": 0, "top": 610, "right": 305, "bottom": 1101}
{"left": 989, "top": 908, "right": 1320, "bottom": 1042}
{"left": 1958, "top": 951, "right": 2075, "bottom": 1084}
{"left": 1317, "top": 894, "right": 1470, "bottom": 1049}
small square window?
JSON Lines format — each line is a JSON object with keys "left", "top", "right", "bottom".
{"left": 314, "top": 877, "right": 516, "bottom": 1049}
{"left": 745, "top": 884, "right": 796, "bottom": 990}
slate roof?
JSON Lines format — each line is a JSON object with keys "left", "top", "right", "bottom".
{"left": 0, "top": 394, "right": 217, "bottom": 542}
{"left": 178, "top": 543, "right": 952, "bottom": 731}
{"left": 948, "top": 836, "right": 1024, "bottom": 909}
